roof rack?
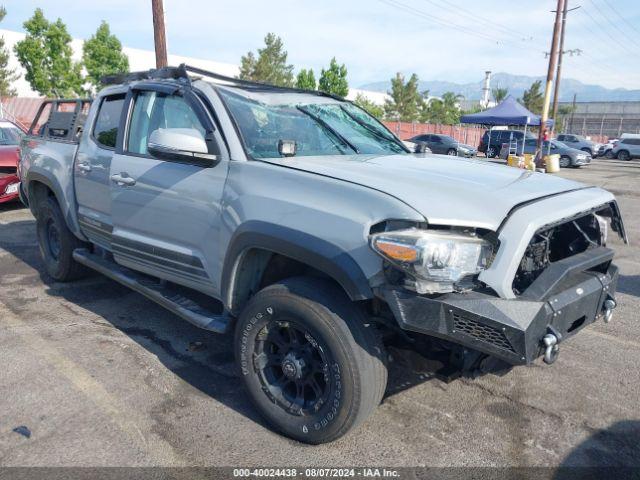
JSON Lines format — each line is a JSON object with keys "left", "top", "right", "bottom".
{"left": 100, "top": 63, "right": 343, "bottom": 99}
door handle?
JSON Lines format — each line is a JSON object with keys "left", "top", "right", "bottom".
{"left": 77, "top": 162, "right": 91, "bottom": 172}
{"left": 110, "top": 173, "right": 136, "bottom": 186}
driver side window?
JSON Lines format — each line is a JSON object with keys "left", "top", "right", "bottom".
{"left": 127, "top": 91, "right": 206, "bottom": 155}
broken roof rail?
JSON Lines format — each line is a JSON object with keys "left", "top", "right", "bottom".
{"left": 180, "top": 64, "right": 343, "bottom": 99}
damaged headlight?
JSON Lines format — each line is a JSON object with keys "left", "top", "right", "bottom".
{"left": 369, "top": 228, "right": 494, "bottom": 294}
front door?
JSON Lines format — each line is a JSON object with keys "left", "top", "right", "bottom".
{"left": 110, "top": 86, "right": 229, "bottom": 297}
{"left": 75, "top": 93, "right": 126, "bottom": 248}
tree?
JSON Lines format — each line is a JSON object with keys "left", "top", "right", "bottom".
{"left": 354, "top": 93, "right": 383, "bottom": 119}
{"left": 521, "top": 80, "right": 543, "bottom": 114}
{"left": 295, "top": 68, "right": 316, "bottom": 90}
{"left": 384, "top": 73, "right": 423, "bottom": 122}
{"left": 82, "top": 21, "right": 129, "bottom": 91}
{"left": 239, "top": 33, "right": 294, "bottom": 87}
{"left": 421, "top": 91, "right": 463, "bottom": 124}
{"left": 0, "top": 7, "right": 18, "bottom": 96}
{"left": 14, "top": 9, "right": 84, "bottom": 97}
{"left": 318, "top": 58, "right": 349, "bottom": 98}
{"left": 492, "top": 87, "right": 508, "bottom": 104}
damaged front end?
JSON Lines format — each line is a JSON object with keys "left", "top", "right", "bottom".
{"left": 371, "top": 200, "right": 626, "bottom": 368}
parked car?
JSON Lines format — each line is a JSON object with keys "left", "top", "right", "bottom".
{"left": 479, "top": 129, "right": 535, "bottom": 157}
{"left": 0, "top": 120, "right": 24, "bottom": 204}
{"left": 612, "top": 136, "right": 640, "bottom": 161}
{"left": 407, "top": 134, "right": 477, "bottom": 157}
{"left": 20, "top": 65, "right": 627, "bottom": 445}
{"left": 499, "top": 138, "right": 591, "bottom": 167}
{"left": 556, "top": 134, "right": 601, "bottom": 157}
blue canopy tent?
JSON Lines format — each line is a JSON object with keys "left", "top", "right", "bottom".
{"left": 460, "top": 95, "right": 553, "bottom": 156}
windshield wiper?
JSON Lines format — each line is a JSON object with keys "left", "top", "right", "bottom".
{"left": 339, "top": 106, "right": 408, "bottom": 152}
{"left": 296, "top": 105, "right": 359, "bottom": 154}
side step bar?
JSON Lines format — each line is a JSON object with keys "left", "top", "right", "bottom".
{"left": 72, "top": 248, "right": 231, "bottom": 334}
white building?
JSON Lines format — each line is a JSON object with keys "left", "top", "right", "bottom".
{"left": 1, "top": 29, "right": 388, "bottom": 105}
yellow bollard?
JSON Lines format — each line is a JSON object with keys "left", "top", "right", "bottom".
{"left": 544, "top": 154, "right": 560, "bottom": 173}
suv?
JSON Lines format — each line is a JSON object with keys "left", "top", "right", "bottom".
{"left": 612, "top": 137, "right": 640, "bottom": 161}
{"left": 478, "top": 129, "right": 534, "bottom": 157}
{"left": 556, "top": 134, "right": 600, "bottom": 157}
{"left": 19, "top": 65, "right": 627, "bottom": 444}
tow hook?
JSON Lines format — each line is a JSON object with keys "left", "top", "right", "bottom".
{"left": 603, "top": 297, "right": 617, "bottom": 324}
{"left": 542, "top": 334, "right": 559, "bottom": 364}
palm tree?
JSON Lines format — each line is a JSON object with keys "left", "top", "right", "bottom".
{"left": 492, "top": 87, "right": 508, "bottom": 104}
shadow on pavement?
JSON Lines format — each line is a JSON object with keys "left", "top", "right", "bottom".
{"left": 617, "top": 274, "right": 640, "bottom": 298}
{"left": 553, "top": 420, "right": 640, "bottom": 479}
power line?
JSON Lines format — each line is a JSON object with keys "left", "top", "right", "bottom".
{"left": 378, "top": 0, "right": 541, "bottom": 52}
{"left": 583, "top": 1, "right": 640, "bottom": 55}
{"left": 599, "top": 0, "right": 640, "bottom": 40}
{"left": 418, "top": 0, "right": 531, "bottom": 40}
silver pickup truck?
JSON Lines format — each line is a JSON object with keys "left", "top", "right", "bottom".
{"left": 19, "top": 65, "right": 627, "bottom": 444}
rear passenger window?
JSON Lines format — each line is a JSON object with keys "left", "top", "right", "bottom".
{"left": 93, "top": 94, "right": 125, "bottom": 149}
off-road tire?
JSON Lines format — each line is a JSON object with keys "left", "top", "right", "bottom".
{"left": 36, "top": 196, "right": 87, "bottom": 281}
{"left": 235, "top": 276, "right": 387, "bottom": 444}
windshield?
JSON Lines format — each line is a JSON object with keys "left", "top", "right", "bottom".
{"left": 0, "top": 126, "right": 23, "bottom": 146}
{"left": 217, "top": 87, "right": 407, "bottom": 158}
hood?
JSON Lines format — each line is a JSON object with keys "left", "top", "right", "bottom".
{"left": 262, "top": 154, "right": 588, "bottom": 230}
{"left": 0, "top": 145, "right": 19, "bottom": 168}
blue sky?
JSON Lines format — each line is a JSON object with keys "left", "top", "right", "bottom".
{"left": 3, "top": 0, "right": 640, "bottom": 89}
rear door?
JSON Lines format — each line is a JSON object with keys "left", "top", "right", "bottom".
{"left": 109, "top": 84, "right": 229, "bottom": 296}
{"left": 75, "top": 93, "right": 126, "bottom": 248}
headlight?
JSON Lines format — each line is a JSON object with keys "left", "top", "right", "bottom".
{"left": 369, "top": 228, "right": 494, "bottom": 294}
{"left": 577, "top": 154, "right": 586, "bottom": 159}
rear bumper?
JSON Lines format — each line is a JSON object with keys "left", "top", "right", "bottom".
{"left": 381, "top": 247, "right": 618, "bottom": 366}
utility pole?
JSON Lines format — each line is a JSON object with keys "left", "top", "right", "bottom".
{"left": 551, "top": 1, "right": 569, "bottom": 129}
{"left": 151, "top": 0, "right": 168, "bottom": 68}
{"left": 537, "top": 0, "right": 566, "bottom": 163}
{"left": 551, "top": 4, "right": 582, "bottom": 131}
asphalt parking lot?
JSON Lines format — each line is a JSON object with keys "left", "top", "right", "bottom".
{"left": 1, "top": 157, "right": 639, "bottom": 468}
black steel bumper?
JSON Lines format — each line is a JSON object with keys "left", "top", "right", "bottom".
{"left": 380, "top": 247, "right": 618, "bottom": 366}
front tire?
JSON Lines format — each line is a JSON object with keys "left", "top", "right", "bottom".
{"left": 446, "top": 148, "right": 457, "bottom": 156}
{"left": 36, "top": 197, "right": 87, "bottom": 281}
{"left": 559, "top": 155, "right": 571, "bottom": 168}
{"left": 235, "top": 277, "right": 387, "bottom": 444}
{"left": 486, "top": 146, "right": 497, "bottom": 158}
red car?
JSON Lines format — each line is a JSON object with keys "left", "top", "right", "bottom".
{"left": 0, "top": 120, "right": 23, "bottom": 204}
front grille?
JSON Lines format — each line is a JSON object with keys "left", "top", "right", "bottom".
{"left": 512, "top": 212, "right": 604, "bottom": 295}
{"left": 453, "top": 313, "right": 515, "bottom": 352}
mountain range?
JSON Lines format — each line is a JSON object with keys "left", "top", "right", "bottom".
{"left": 359, "top": 72, "right": 640, "bottom": 103}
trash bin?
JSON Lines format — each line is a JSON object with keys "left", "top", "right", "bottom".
{"left": 545, "top": 154, "right": 560, "bottom": 173}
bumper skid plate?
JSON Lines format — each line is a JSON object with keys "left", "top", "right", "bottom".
{"left": 382, "top": 246, "right": 618, "bottom": 366}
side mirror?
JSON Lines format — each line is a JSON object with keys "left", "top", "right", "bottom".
{"left": 148, "top": 128, "right": 219, "bottom": 167}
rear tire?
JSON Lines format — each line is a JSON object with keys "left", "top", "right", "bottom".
{"left": 235, "top": 277, "right": 387, "bottom": 444}
{"left": 36, "top": 196, "right": 88, "bottom": 281}
{"left": 617, "top": 150, "right": 631, "bottom": 161}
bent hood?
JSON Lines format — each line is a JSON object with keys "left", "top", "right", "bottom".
{"left": 261, "top": 154, "right": 590, "bottom": 231}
